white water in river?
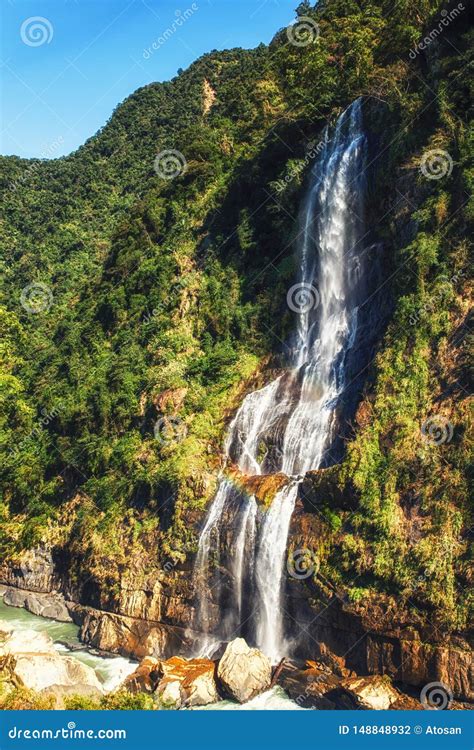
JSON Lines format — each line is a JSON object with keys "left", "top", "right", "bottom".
{"left": 0, "top": 597, "right": 136, "bottom": 691}
{"left": 193, "top": 99, "right": 368, "bottom": 662}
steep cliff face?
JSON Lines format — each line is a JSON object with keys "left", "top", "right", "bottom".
{"left": 0, "top": 0, "right": 472, "bottom": 704}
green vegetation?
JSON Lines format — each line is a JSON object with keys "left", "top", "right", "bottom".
{"left": 0, "top": 686, "right": 154, "bottom": 711}
{"left": 0, "top": 0, "right": 472, "bottom": 633}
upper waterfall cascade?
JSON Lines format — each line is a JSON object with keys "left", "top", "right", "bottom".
{"left": 193, "top": 99, "right": 369, "bottom": 662}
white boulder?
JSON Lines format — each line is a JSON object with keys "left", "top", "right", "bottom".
{"left": 217, "top": 638, "right": 271, "bottom": 703}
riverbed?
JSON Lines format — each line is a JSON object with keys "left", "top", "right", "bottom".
{"left": 0, "top": 597, "right": 136, "bottom": 691}
{"left": 0, "top": 597, "right": 303, "bottom": 708}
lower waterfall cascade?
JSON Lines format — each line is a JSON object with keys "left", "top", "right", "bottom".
{"left": 192, "top": 98, "right": 372, "bottom": 663}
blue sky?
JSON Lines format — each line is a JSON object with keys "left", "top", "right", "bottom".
{"left": 1, "top": 0, "right": 300, "bottom": 158}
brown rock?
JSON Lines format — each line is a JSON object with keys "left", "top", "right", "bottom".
{"left": 157, "top": 656, "right": 219, "bottom": 707}
{"left": 225, "top": 468, "right": 289, "bottom": 508}
{"left": 153, "top": 388, "right": 187, "bottom": 413}
{"left": 122, "top": 657, "right": 162, "bottom": 694}
{"left": 341, "top": 676, "right": 400, "bottom": 710}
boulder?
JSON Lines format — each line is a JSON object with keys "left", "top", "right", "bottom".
{"left": 122, "top": 657, "right": 162, "bottom": 694}
{"left": 341, "top": 676, "right": 400, "bottom": 710}
{"left": 0, "top": 622, "right": 103, "bottom": 696}
{"left": 217, "top": 638, "right": 271, "bottom": 703}
{"left": 156, "top": 678, "right": 182, "bottom": 709}
{"left": 3, "top": 588, "right": 72, "bottom": 623}
{"left": 156, "top": 656, "right": 219, "bottom": 708}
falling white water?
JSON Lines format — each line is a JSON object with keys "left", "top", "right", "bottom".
{"left": 193, "top": 479, "right": 232, "bottom": 656}
{"left": 253, "top": 483, "right": 299, "bottom": 659}
{"left": 193, "top": 99, "right": 368, "bottom": 662}
{"left": 232, "top": 497, "right": 257, "bottom": 621}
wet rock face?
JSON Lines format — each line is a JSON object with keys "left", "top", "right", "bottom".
{"left": 68, "top": 602, "right": 194, "bottom": 661}
{"left": 217, "top": 638, "right": 271, "bottom": 703}
{"left": 0, "top": 547, "right": 59, "bottom": 593}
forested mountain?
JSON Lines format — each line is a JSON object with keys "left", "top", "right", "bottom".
{"left": 0, "top": 0, "right": 472, "bottom": 658}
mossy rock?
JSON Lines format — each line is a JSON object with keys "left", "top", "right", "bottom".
{"left": 299, "top": 466, "right": 358, "bottom": 513}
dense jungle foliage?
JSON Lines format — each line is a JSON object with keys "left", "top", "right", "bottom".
{"left": 0, "top": 0, "right": 472, "bottom": 631}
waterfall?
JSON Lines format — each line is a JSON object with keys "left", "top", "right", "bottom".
{"left": 192, "top": 99, "right": 368, "bottom": 662}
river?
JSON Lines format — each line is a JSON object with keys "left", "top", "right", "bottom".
{"left": 0, "top": 596, "right": 136, "bottom": 692}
